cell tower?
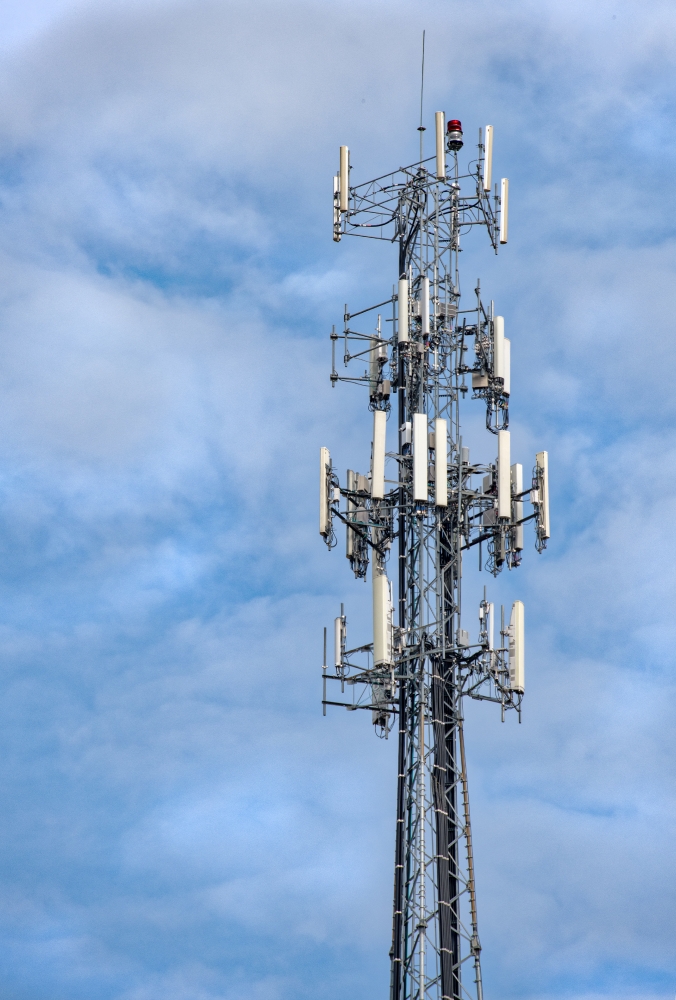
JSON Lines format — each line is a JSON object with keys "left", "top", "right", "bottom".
{"left": 319, "top": 113, "right": 550, "bottom": 1000}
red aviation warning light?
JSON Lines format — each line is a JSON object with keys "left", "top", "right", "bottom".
{"left": 446, "top": 119, "right": 463, "bottom": 151}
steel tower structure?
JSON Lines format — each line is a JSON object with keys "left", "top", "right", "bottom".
{"left": 319, "top": 113, "right": 550, "bottom": 1000}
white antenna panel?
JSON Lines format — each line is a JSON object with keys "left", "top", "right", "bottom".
{"left": 509, "top": 600, "right": 525, "bottom": 692}
{"left": 373, "top": 570, "right": 393, "bottom": 665}
{"left": 371, "top": 410, "right": 386, "bottom": 499}
{"left": 339, "top": 147, "right": 350, "bottom": 213}
{"left": 493, "top": 316, "right": 504, "bottom": 381}
{"left": 483, "top": 125, "right": 493, "bottom": 192}
{"left": 536, "top": 451, "right": 550, "bottom": 539}
{"left": 319, "top": 446, "right": 331, "bottom": 536}
{"left": 398, "top": 278, "right": 409, "bottom": 342}
{"left": 511, "top": 463, "right": 523, "bottom": 551}
{"left": 499, "top": 178, "right": 509, "bottom": 244}
{"left": 497, "top": 430, "right": 511, "bottom": 519}
{"left": 421, "top": 276, "right": 430, "bottom": 336}
{"left": 334, "top": 615, "right": 343, "bottom": 668}
{"left": 488, "top": 602, "right": 494, "bottom": 651}
{"left": 434, "top": 417, "right": 448, "bottom": 507}
{"left": 502, "top": 338, "right": 511, "bottom": 395}
{"left": 435, "top": 111, "right": 446, "bottom": 180}
{"left": 412, "top": 413, "right": 428, "bottom": 501}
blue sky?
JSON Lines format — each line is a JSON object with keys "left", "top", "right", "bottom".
{"left": 0, "top": 0, "right": 674, "bottom": 998}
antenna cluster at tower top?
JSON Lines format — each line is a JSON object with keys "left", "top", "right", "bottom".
{"left": 333, "top": 115, "right": 508, "bottom": 251}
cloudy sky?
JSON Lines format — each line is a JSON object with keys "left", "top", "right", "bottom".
{"left": 0, "top": 0, "right": 674, "bottom": 997}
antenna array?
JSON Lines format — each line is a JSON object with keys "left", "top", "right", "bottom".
{"left": 320, "top": 115, "right": 549, "bottom": 1000}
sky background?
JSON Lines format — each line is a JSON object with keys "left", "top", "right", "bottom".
{"left": 0, "top": 0, "right": 674, "bottom": 998}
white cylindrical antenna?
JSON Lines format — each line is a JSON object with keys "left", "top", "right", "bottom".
{"left": 497, "top": 430, "right": 510, "bottom": 519}
{"left": 339, "top": 146, "right": 349, "bottom": 213}
{"left": 371, "top": 410, "right": 386, "bottom": 499}
{"left": 502, "top": 337, "right": 511, "bottom": 396}
{"left": 435, "top": 111, "right": 446, "bottom": 180}
{"left": 536, "top": 451, "right": 550, "bottom": 539}
{"left": 493, "top": 315, "right": 504, "bottom": 382}
{"left": 373, "top": 569, "right": 393, "bottom": 666}
{"left": 334, "top": 615, "right": 343, "bottom": 668}
{"left": 413, "top": 413, "right": 428, "bottom": 501}
{"left": 488, "top": 602, "right": 494, "bottom": 651}
{"left": 483, "top": 125, "right": 493, "bottom": 192}
{"left": 499, "top": 177, "right": 509, "bottom": 244}
{"left": 319, "top": 446, "right": 331, "bottom": 536}
{"left": 508, "top": 600, "right": 525, "bottom": 692}
{"left": 434, "top": 417, "right": 448, "bottom": 507}
{"left": 398, "top": 278, "right": 409, "bottom": 342}
{"left": 511, "top": 463, "right": 523, "bottom": 551}
{"left": 421, "top": 276, "right": 430, "bottom": 336}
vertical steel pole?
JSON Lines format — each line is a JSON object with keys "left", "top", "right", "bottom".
{"left": 390, "top": 250, "right": 408, "bottom": 1000}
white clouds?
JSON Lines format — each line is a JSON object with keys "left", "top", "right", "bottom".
{"left": 0, "top": 0, "right": 672, "bottom": 998}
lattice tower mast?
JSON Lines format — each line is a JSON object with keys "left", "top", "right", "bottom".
{"left": 319, "top": 113, "right": 550, "bottom": 1000}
